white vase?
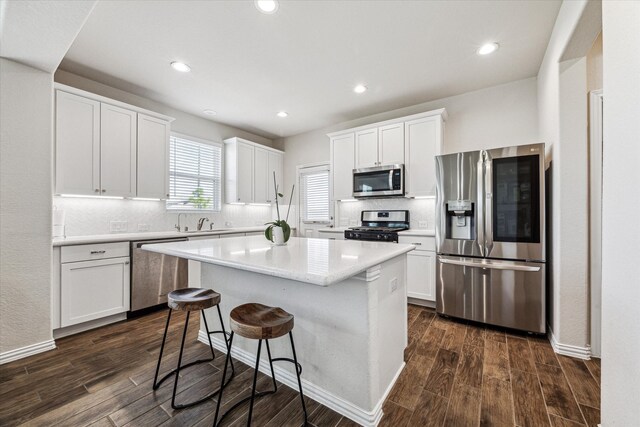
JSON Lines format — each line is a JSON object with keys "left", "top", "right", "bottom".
{"left": 272, "top": 226, "right": 286, "bottom": 245}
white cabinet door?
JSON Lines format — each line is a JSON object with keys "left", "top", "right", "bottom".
{"left": 137, "top": 114, "right": 170, "bottom": 199}
{"left": 379, "top": 123, "right": 405, "bottom": 165}
{"left": 267, "top": 150, "right": 283, "bottom": 203}
{"left": 405, "top": 116, "right": 443, "bottom": 197}
{"left": 406, "top": 250, "right": 436, "bottom": 302}
{"left": 100, "top": 104, "right": 137, "bottom": 197}
{"left": 236, "top": 142, "right": 254, "bottom": 203}
{"left": 355, "top": 128, "right": 379, "bottom": 168}
{"left": 61, "top": 257, "right": 130, "bottom": 327}
{"left": 55, "top": 91, "right": 101, "bottom": 195}
{"left": 254, "top": 147, "right": 270, "bottom": 203}
{"left": 331, "top": 133, "right": 355, "bottom": 200}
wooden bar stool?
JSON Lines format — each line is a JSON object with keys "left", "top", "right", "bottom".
{"left": 153, "top": 288, "right": 235, "bottom": 410}
{"left": 213, "top": 303, "right": 308, "bottom": 427}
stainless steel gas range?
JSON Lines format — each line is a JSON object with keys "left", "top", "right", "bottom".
{"left": 344, "top": 210, "right": 410, "bottom": 243}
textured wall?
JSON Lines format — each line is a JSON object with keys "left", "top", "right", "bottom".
{"left": 0, "top": 59, "right": 54, "bottom": 354}
{"left": 54, "top": 197, "right": 274, "bottom": 236}
{"left": 601, "top": 1, "right": 640, "bottom": 423}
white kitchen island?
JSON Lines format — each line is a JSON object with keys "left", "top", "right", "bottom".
{"left": 143, "top": 236, "right": 414, "bottom": 426}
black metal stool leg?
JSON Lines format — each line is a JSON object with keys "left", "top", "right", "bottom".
{"left": 246, "top": 339, "right": 263, "bottom": 427}
{"left": 264, "top": 339, "right": 278, "bottom": 392}
{"left": 201, "top": 309, "right": 216, "bottom": 360}
{"left": 213, "top": 331, "right": 235, "bottom": 427}
{"left": 153, "top": 309, "right": 172, "bottom": 390}
{"left": 216, "top": 304, "right": 235, "bottom": 373}
{"left": 289, "top": 332, "right": 308, "bottom": 426}
{"left": 171, "top": 311, "right": 191, "bottom": 409}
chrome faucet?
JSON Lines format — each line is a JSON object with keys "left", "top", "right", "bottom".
{"left": 175, "top": 213, "right": 187, "bottom": 232}
{"left": 197, "top": 217, "right": 210, "bottom": 231}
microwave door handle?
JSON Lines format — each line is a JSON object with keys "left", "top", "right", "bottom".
{"left": 477, "top": 155, "right": 485, "bottom": 257}
{"left": 484, "top": 155, "right": 494, "bottom": 255}
{"left": 389, "top": 170, "right": 393, "bottom": 191}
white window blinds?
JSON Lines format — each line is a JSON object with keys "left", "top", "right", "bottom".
{"left": 300, "top": 166, "right": 330, "bottom": 222}
{"left": 166, "top": 134, "right": 222, "bottom": 211}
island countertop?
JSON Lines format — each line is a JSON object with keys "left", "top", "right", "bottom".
{"left": 142, "top": 236, "right": 415, "bottom": 286}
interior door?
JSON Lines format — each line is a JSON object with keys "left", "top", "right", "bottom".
{"left": 484, "top": 143, "right": 545, "bottom": 261}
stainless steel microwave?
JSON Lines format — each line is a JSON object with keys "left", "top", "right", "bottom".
{"left": 353, "top": 164, "right": 405, "bottom": 198}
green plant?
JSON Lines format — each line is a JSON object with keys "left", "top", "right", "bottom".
{"left": 188, "top": 187, "right": 211, "bottom": 209}
{"left": 264, "top": 172, "right": 295, "bottom": 243}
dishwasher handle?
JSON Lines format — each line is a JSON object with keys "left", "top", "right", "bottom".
{"left": 134, "top": 238, "right": 188, "bottom": 249}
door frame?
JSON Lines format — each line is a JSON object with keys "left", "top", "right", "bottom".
{"left": 589, "top": 89, "right": 603, "bottom": 357}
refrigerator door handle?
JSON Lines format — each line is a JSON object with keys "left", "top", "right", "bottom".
{"left": 439, "top": 257, "right": 541, "bottom": 272}
{"left": 484, "top": 156, "right": 494, "bottom": 256}
{"left": 476, "top": 154, "right": 485, "bottom": 257}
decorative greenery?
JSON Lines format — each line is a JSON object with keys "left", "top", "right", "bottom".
{"left": 264, "top": 172, "right": 295, "bottom": 243}
{"left": 188, "top": 187, "right": 211, "bottom": 209}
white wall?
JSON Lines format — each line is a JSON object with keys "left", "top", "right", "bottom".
{"left": 0, "top": 59, "right": 54, "bottom": 354}
{"left": 536, "top": 0, "right": 594, "bottom": 354}
{"left": 601, "top": 1, "right": 640, "bottom": 424}
{"left": 280, "top": 77, "right": 538, "bottom": 226}
{"left": 52, "top": 71, "right": 278, "bottom": 237}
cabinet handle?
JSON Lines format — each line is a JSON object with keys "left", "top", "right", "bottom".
{"left": 237, "top": 198, "right": 240, "bottom": 202}
{"left": 101, "top": 189, "right": 106, "bottom": 193}
{"left": 411, "top": 242, "right": 422, "bottom": 245}
{"left": 94, "top": 189, "right": 100, "bottom": 193}
{"left": 125, "top": 261, "right": 130, "bottom": 265}
{"left": 166, "top": 194, "right": 170, "bottom": 198}
{"left": 90, "top": 250, "right": 106, "bottom": 254}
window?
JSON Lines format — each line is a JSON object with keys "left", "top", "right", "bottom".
{"left": 300, "top": 165, "right": 330, "bottom": 223}
{"left": 166, "top": 133, "right": 222, "bottom": 211}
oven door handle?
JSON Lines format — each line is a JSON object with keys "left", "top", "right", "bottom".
{"left": 438, "top": 257, "right": 541, "bottom": 272}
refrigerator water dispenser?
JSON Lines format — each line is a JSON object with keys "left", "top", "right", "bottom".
{"left": 446, "top": 200, "right": 474, "bottom": 240}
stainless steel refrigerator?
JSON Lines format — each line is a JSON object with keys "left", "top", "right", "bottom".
{"left": 435, "top": 143, "right": 546, "bottom": 333}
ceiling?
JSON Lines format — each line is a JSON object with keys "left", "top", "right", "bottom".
{"left": 60, "top": 0, "right": 561, "bottom": 139}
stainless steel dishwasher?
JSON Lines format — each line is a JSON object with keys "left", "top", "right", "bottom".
{"left": 130, "top": 238, "right": 188, "bottom": 313}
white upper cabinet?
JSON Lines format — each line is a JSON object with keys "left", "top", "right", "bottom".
{"left": 253, "top": 146, "right": 269, "bottom": 203}
{"left": 55, "top": 91, "right": 101, "bottom": 195}
{"left": 137, "top": 114, "right": 170, "bottom": 199}
{"left": 54, "top": 85, "right": 174, "bottom": 198}
{"left": 328, "top": 108, "right": 446, "bottom": 201}
{"left": 355, "top": 128, "right": 378, "bottom": 168}
{"left": 379, "top": 123, "right": 405, "bottom": 165}
{"left": 404, "top": 114, "right": 444, "bottom": 197}
{"left": 330, "top": 133, "right": 355, "bottom": 201}
{"left": 100, "top": 104, "right": 137, "bottom": 197}
{"left": 225, "top": 137, "right": 283, "bottom": 204}
{"left": 267, "top": 150, "right": 283, "bottom": 203}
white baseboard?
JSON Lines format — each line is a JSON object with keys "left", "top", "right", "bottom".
{"left": 199, "top": 331, "right": 403, "bottom": 426}
{"left": 548, "top": 325, "right": 591, "bottom": 360}
{"left": 0, "top": 339, "right": 56, "bottom": 365}
{"left": 53, "top": 313, "right": 127, "bottom": 339}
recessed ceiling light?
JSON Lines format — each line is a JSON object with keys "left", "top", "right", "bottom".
{"left": 477, "top": 42, "right": 499, "bottom": 56}
{"left": 277, "top": 111, "right": 288, "bottom": 118}
{"left": 203, "top": 110, "right": 217, "bottom": 116}
{"left": 353, "top": 84, "right": 367, "bottom": 94}
{"left": 170, "top": 61, "right": 191, "bottom": 72}
{"left": 255, "top": 0, "right": 278, "bottom": 14}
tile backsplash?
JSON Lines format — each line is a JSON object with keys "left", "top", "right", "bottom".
{"left": 336, "top": 198, "right": 436, "bottom": 229}
{"left": 54, "top": 197, "right": 275, "bottom": 236}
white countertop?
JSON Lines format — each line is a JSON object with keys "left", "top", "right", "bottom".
{"left": 52, "top": 226, "right": 267, "bottom": 247}
{"left": 142, "top": 236, "right": 415, "bottom": 286}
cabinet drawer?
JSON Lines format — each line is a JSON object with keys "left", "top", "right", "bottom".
{"left": 398, "top": 235, "right": 435, "bottom": 251}
{"left": 61, "top": 242, "right": 130, "bottom": 263}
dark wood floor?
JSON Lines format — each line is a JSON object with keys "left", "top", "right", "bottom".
{"left": 381, "top": 305, "right": 601, "bottom": 427}
{"left": 0, "top": 305, "right": 600, "bottom": 427}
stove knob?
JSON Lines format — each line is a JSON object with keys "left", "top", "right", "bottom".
{"left": 377, "top": 234, "right": 382, "bottom": 240}
{"left": 383, "top": 235, "right": 390, "bottom": 240}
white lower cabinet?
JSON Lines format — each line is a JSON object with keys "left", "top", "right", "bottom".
{"left": 399, "top": 235, "right": 436, "bottom": 303}
{"left": 61, "top": 256, "right": 130, "bottom": 327}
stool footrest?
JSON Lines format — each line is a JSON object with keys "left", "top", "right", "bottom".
{"left": 216, "top": 388, "right": 277, "bottom": 425}
{"left": 153, "top": 357, "right": 213, "bottom": 390}
{"left": 270, "top": 357, "right": 303, "bottom": 375}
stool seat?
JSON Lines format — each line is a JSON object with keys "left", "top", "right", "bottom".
{"left": 168, "top": 288, "right": 220, "bottom": 311}
{"left": 230, "top": 303, "right": 294, "bottom": 340}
